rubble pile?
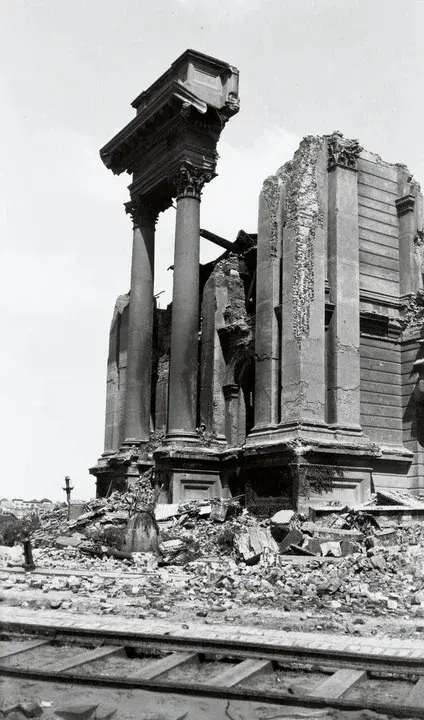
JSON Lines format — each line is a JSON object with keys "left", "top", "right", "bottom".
{"left": 3, "top": 485, "right": 424, "bottom": 623}
{"left": 3, "top": 530, "right": 424, "bottom": 621}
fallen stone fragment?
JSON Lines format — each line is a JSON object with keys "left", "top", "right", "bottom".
{"left": 19, "top": 702, "right": 43, "bottom": 718}
{"left": 271, "top": 510, "right": 295, "bottom": 525}
{"left": 55, "top": 535, "right": 83, "bottom": 549}
{"left": 93, "top": 706, "right": 117, "bottom": 720}
{"left": 340, "top": 539, "right": 357, "bottom": 556}
{"left": 279, "top": 529, "right": 304, "bottom": 553}
{"left": 289, "top": 544, "right": 316, "bottom": 556}
{"left": 320, "top": 541, "right": 342, "bottom": 557}
{"left": 155, "top": 504, "right": 180, "bottom": 521}
{"left": 309, "top": 525, "right": 364, "bottom": 542}
{"left": 374, "top": 529, "right": 397, "bottom": 546}
{"left": 234, "top": 526, "right": 279, "bottom": 563}
{"left": 317, "top": 575, "right": 343, "bottom": 596}
{"left": 369, "top": 555, "right": 386, "bottom": 572}
{"left": 54, "top": 704, "right": 98, "bottom": 720}
{"left": 301, "top": 521, "right": 316, "bottom": 536}
{"left": 304, "top": 538, "right": 322, "bottom": 555}
{"left": 210, "top": 501, "right": 229, "bottom": 523}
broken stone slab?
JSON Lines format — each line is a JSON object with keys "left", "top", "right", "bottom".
{"left": 160, "top": 539, "right": 186, "bottom": 552}
{"left": 340, "top": 539, "right": 360, "bottom": 556}
{"left": 98, "top": 511, "right": 128, "bottom": 524}
{"left": 308, "top": 525, "right": 364, "bottom": 542}
{"left": 93, "top": 707, "right": 117, "bottom": 720}
{"left": 279, "top": 528, "right": 304, "bottom": 553}
{"left": 234, "top": 526, "right": 279, "bottom": 564}
{"left": 270, "top": 509, "right": 296, "bottom": 542}
{"left": 289, "top": 544, "right": 316, "bottom": 556}
{"left": 18, "top": 702, "right": 43, "bottom": 718}
{"left": 155, "top": 504, "right": 180, "bottom": 521}
{"left": 55, "top": 535, "right": 84, "bottom": 549}
{"left": 271, "top": 509, "right": 295, "bottom": 525}
{"left": 320, "top": 541, "right": 342, "bottom": 557}
{"left": 317, "top": 575, "right": 343, "bottom": 595}
{"left": 304, "top": 538, "right": 322, "bottom": 555}
{"left": 54, "top": 705, "right": 98, "bottom": 720}
{"left": 374, "top": 528, "right": 397, "bottom": 546}
{"left": 210, "top": 501, "right": 229, "bottom": 523}
{"left": 301, "top": 521, "right": 316, "bottom": 536}
{"left": 376, "top": 489, "right": 424, "bottom": 508}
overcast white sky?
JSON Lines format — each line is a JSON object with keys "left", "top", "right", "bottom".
{"left": 1, "top": 0, "right": 424, "bottom": 501}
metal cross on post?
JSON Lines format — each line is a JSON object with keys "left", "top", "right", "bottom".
{"left": 63, "top": 476, "right": 74, "bottom": 520}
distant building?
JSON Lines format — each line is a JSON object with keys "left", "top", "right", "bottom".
{"left": 0, "top": 498, "right": 54, "bottom": 518}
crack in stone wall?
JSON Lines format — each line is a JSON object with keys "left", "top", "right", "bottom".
{"left": 285, "top": 136, "right": 324, "bottom": 346}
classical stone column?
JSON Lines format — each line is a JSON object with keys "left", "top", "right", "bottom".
{"left": 167, "top": 164, "right": 211, "bottom": 440}
{"left": 327, "top": 132, "right": 362, "bottom": 428}
{"left": 122, "top": 198, "right": 156, "bottom": 445}
{"left": 396, "top": 194, "right": 416, "bottom": 298}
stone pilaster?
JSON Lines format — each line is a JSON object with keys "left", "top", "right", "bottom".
{"left": 280, "top": 136, "right": 327, "bottom": 427}
{"left": 122, "top": 198, "right": 157, "bottom": 445}
{"left": 327, "top": 132, "right": 362, "bottom": 428}
{"left": 253, "top": 170, "right": 285, "bottom": 430}
{"left": 167, "top": 163, "right": 212, "bottom": 441}
{"left": 199, "top": 272, "right": 227, "bottom": 442}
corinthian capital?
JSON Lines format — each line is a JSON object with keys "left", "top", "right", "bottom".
{"left": 172, "top": 163, "right": 214, "bottom": 200}
{"left": 124, "top": 198, "right": 159, "bottom": 227}
{"left": 327, "top": 131, "right": 362, "bottom": 171}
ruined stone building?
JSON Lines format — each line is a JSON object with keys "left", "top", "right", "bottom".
{"left": 90, "top": 50, "right": 424, "bottom": 511}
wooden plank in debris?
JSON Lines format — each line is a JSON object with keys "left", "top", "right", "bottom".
{"left": 44, "top": 646, "right": 123, "bottom": 673}
{"left": 309, "top": 668, "right": 367, "bottom": 698}
{"left": 0, "top": 639, "right": 50, "bottom": 660}
{"left": 207, "top": 659, "right": 272, "bottom": 688}
{"left": 127, "top": 651, "right": 198, "bottom": 680}
{"left": 405, "top": 677, "right": 424, "bottom": 708}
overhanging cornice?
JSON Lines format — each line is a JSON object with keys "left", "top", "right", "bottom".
{"left": 100, "top": 81, "right": 208, "bottom": 175}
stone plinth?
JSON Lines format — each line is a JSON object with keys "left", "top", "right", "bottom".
{"left": 154, "top": 444, "right": 223, "bottom": 503}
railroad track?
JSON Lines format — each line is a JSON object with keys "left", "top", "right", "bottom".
{"left": 2, "top": 624, "right": 424, "bottom": 718}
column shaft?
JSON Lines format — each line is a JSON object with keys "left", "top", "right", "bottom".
{"left": 327, "top": 164, "right": 361, "bottom": 428}
{"left": 396, "top": 194, "right": 416, "bottom": 298}
{"left": 167, "top": 195, "right": 200, "bottom": 438}
{"left": 123, "top": 201, "right": 155, "bottom": 443}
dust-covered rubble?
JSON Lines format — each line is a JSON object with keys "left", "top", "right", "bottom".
{"left": 3, "top": 485, "right": 424, "bottom": 625}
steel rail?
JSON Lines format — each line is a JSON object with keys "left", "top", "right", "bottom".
{"left": 1, "top": 664, "right": 424, "bottom": 719}
{"left": 1, "top": 620, "right": 424, "bottom": 676}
